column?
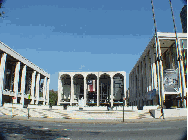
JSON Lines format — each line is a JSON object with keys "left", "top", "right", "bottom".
{"left": 133, "top": 69, "right": 136, "bottom": 101}
{"left": 134, "top": 69, "right": 137, "bottom": 104}
{"left": 133, "top": 71, "right": 135, "bottom": 104}
{"left": 46, "top": 78, "right": 50, "bottom": 105}
{"left": 138, "top": 62, "right": 142, "bottom": 107}
{"left": 131, "top": 74, "right": 133, "bottom": 105}
{"left": 43, "top": 77, "right": 47, "bottom": 105}
{"left": 136, "top": 67, "right": 138, "bottom": 106}
{"left": 131, "top": 72, "right": 133, "bottom": 104}
{"left": 158, "top": 39, "right": 165, "bottom": 105}
{"left": 136, "top": 69, "right": 137, "bottom": 106}
{"left": 151, "top": 61, "right": 153, "bottom": 91}
{"left": 181, "top": 56, "right": 186, "bottom": 108}
{"left": 153, "top": 59, "right": 157, "bottom": 90}
{"left": 35, "top": 73, "right": 40, "bottom": 105}
{"left": 129, "top": 73, "right": 131, "bottom": 105}
{"left": 21, "top": 65, "right": 26, "bottom": 107}
{"left": 149, "top": 51, "right": 152, "bottom": 91}
{"left": 3, "top": 62, "right": 7, "bottom": 90}
{"left": 143, "top": 59, "right": 147, "bottom": 105}
{"left": 138, "top": 64, "right": 140, "bottom": 104}
{"left": 0, "top": 53, "right": 7, "bottom": 106}
{"left": 146, "top": 54, "right": 149, "bottom": 92}
{"left": 30, "top": 71, "right": 36, "bottom": 104}
{"left": 110, "top": 77, "right": 114, "bottom": 107}
{"left": 58, "top": 76, "right": 62, "bottom": 105}
{"left": 155, "top": 44, "right": 161, "bottom": 105}
{"left": 178, "top": 39, "right": 186, "bottom": 107}
{"left": 84, "top": 76, "right": 87, "bottom": 106}
{"left": 70, "top": 75, "right": 74, "bottom": 106}
{"left": 139, "top": 63, "right": 141, "bottom": 98}
{"left": 124, "top": 72, "right": 126, "bottom": 106}
{"left": 97, "top": 74, "right": 99, "bottom": 106}
{"left": 13, "top": 62, "right": 20, "bottom": 104}
{"left": 150, "top": 48, "right": 154, "bottom": 90}
{"left": 151, "top": 47, "right": 157, "bottom": 90}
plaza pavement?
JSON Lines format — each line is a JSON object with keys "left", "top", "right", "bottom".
{"left": 0, "top": 106, "right": 186, "bottom": 123}
{"left": 0, "top": 106, "right": 152, "bottom": 119}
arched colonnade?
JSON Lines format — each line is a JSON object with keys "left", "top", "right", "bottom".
{"left": 58, "top": 72, "right": 126, "bottom": 107}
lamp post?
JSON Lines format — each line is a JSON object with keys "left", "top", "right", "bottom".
{"left": 151, "top": 0, "right": 165, "bottom": 119}
{"left": 123, "top": 97, "right": 126, "bottom": 122}
{"left": 169, "top": 0, "right": 186, "bottom": 108}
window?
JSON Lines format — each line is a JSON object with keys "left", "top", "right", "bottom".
{"left": 180, "top": 39, "right": 187, "bottom": 88}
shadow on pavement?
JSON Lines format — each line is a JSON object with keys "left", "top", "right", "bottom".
{"left": 0, "top": 120, "right": 69, "bottom": 139}
{"left": 180, "top": 131, "right": 187, "bottom": 140}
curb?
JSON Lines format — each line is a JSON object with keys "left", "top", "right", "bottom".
{"left": 0, "top": 115, "right": 186, "bottom": 124}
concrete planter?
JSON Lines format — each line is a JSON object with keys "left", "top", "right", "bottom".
{"left": 3, "top": 103, "right": 23, "bottom": 108}
{"left": 113, "top": 106, "right": 138, "bottom": 111}
{"left": 52, "top": 106, "right": 64, "bottom": 110}
{"left": 143, "top": 105, "right": 159, "bottom": 111}
{"left": 83, "top": 106, "right": 107, "bottom": 111}
{"left": 67, "top": 106, "right": 79, "bottom": 111}
{"left": 28, "top": 105, "right": 50, "bottom": 109}
{"left": 149, "top": 108, "right": 187, "bottom": 118}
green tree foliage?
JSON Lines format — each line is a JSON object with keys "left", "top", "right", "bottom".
{"left": 0, "top": 0, "right": 6, "bottom": 18}
{"left": 49, "top": 89, "right": 58, "bottom": 107}
{"left": 39, "top": 92, "right": 43, "bottom": 97}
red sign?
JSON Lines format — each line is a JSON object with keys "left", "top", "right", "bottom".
{"left": 12, "top": 97, "right": 16, "bottom": 99}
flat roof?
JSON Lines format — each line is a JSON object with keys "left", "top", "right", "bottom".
{"left": 0, "top": 41, "right": 50, "bottom": 78}
{"left": 129, "top": 32, "right": 187, "bottom": 75}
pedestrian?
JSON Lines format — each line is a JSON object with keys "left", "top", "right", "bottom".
{"left": 159, "top": 106, "right": 163, "bottom": 119}
{"left": 159, "top": 100, "right": 165, "bottom": 119}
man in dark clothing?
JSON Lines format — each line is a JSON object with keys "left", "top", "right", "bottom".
{"left": 159, "top": 106, "right": 164, "bottom": 119}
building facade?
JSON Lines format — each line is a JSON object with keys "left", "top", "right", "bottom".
{"left": 58, "top": 71, "right": 126, "bottom": 107}
{"left": 0, "top": 41, "right": 50, "bottom": 107}
{"left": 129, "top": 32, "right": 187, "bottom": 109}
{"left": 180, "top": 5, "right": 187, "bottom": 33}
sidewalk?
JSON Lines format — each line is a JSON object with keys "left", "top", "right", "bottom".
{"left": 0, "top": 115, "right": 186, "bottom": 124}
{"left": 0, "top": 106, "right": 186, "bottom": 124}
{"left": 0, "top": 106, "right": 153, "bottom": 119}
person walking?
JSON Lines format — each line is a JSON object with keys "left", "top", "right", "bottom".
{"left": 159, "top": 106, "right": 164, "bottom": 119}
{"left": 159, "top": 100, "right": 165, "bottom": 119}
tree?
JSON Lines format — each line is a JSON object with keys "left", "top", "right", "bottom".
{"left": 181, "top": 0, "right": 187, "bottom": 5}
{"left": 0, "top": 0, "right": 4, "bottom": 8}
{"left": 0, "top": 0, "right": 6, "bottom": 18}
{"left": 49, "top": 89, "right": 58, "bottom": 107}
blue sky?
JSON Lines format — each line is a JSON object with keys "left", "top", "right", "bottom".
{"left": 0, "top": 0, "right": 185, "bottom": 91}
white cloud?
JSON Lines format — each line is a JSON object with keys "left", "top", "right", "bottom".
{"left": 79, "top": 65, "right": 85, "bottom": 69}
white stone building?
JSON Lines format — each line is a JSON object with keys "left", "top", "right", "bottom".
{"left": 129, "top": 32, "right": 187, "bottom": 109}
{"left": 58, "top": 71, "right": 126, "bottom": 107}
{"left": 0, "top": 41, "right": 50, "bottom": 107}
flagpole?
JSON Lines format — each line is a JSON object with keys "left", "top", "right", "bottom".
{"left": 169, "top": 0, "right": 185, "bottom": 108}
{"left": 151, "top": 0, "right": 164, "bottom": 119}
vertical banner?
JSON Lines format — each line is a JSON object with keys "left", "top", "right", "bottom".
{"left": 88, "top": 80, "right": 95, "bottom": 92}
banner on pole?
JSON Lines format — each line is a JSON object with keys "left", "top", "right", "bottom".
{"left": 28, "top": 94, "right": 31, "bottom": 99}
{"left": 88, "top": 80, "right": 95, "bottom": 92}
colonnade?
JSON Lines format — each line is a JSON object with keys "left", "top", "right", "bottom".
{"left": 129, "top": 32, "right": 187, "bottom": 108}
{"left": 58, "top": 72, "right": 126, "bottom": 107}
{"left": 0, "top": 41, "right": 50, "bottom": 107}
{"left": 129, "top": 48, "right": 157, "bottom": 108}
